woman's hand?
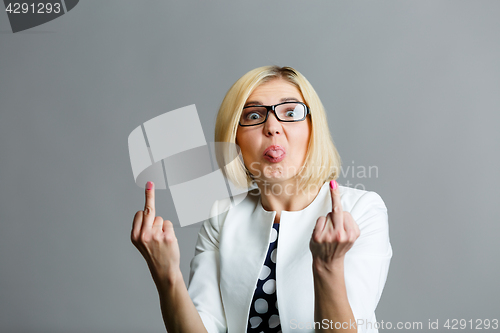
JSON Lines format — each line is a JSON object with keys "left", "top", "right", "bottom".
{"left": 309, "top": 180, "right": 360, "bottom": 271}
{"left": 131, "top": 181, "right": 181, "bottom": 289}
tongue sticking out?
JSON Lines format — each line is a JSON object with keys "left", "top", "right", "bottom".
{"left": 266, "top": 149, "right": 284, "bottom": 158}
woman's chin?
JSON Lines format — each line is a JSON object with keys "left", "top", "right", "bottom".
{"left": 254, "top": 169, "right": 299, "bottom": 185}
{"left": 262, "top": 164, "right": 285, "bottom": 179}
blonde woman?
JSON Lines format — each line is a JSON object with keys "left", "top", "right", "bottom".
{"left": 131, "top": 66, "right": 392, "bottom": 333}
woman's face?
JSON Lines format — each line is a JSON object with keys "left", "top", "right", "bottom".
{"left": 236, "top": 78, "right": 311, "bottom": 185}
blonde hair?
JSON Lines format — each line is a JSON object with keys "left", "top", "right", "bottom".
{"left": 214, "top": 65, "right": 341, "bottom": 192}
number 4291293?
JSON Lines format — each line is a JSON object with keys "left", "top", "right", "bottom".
{"left": 444, "top": 319, "right": 498, "bottom": 330}
{"left": 5, "top": 2, "right": 62, "bottom": 14}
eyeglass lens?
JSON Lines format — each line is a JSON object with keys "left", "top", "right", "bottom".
{"left": 241, "top": 103, "right": 306, "bottom": 126}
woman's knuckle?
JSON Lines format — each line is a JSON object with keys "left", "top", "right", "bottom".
{"left": 152, "top": 233, "right": 162, "bottom": 242}
{"left": 144, "top": 206, "right": 153, "bottom": 216}
{"left": 312, "top": 235, "right": 321, "bottom": 243}
{"left": 140, "top": 231, "right": 150, "bottom": 243}
{"left": 165, "top": 234, "right": 176, "bottom": 244}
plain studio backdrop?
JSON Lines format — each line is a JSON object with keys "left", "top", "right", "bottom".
{"left": 1, "top": 1, "right": 499, "bottom": 332}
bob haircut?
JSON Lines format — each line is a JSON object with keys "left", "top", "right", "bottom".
{"left": 214, "top": 65, "right": 341, "bottom": 193}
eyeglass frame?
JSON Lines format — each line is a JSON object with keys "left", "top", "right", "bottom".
{"left": 238, "top": 101, "right": 311, "bottom": 127}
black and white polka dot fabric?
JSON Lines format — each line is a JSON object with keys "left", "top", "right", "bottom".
{"left": 247, "top": 223, "right": 282, "bottom": 333}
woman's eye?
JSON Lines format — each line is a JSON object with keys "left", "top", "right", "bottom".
{"left": 247, "top": 113, "right": 261, "bottom": 120}
{"left": 285, "top": 110, "right": 295, "bottom": 117}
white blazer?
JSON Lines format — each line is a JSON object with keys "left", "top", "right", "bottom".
{"left": 187, "top": 181, "right": 392, "bottom": 333}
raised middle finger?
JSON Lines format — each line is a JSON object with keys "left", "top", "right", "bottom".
{"left": 143, "top": 181, "right": 156, "bottom": 228}
{"left": 330, "top": 180, "right": 344, "bottom": 231}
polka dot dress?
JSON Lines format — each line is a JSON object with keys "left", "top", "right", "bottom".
{"left": 247, "top": 223, "right": 282, "bottom": 333}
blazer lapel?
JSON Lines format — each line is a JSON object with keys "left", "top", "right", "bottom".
{"left": 219, "top": 191, "right": 276, "bottom": 333}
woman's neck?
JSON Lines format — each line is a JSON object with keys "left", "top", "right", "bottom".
{"left": 257, "top": 179, "right": 323, "bottom": 222}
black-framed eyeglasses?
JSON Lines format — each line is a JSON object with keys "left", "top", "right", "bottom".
{"left": 239, "top": 101, "right": 310, "bottom": 127}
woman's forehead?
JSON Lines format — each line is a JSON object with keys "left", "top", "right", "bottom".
{"left": 247, "top": 79, "right": 304, "bottom": 103}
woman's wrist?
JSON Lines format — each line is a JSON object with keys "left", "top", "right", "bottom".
{"left": 153, "top": 267, "right": 184, "bottom": 293}
{"left": 312, "top": 256, "right": 345, "bottom": 277}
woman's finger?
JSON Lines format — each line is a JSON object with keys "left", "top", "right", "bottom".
{"left": 143, "top": 181, "right": 156, "bottom": 229}
{"left": 324, "top": 212, "right": 335, "bottom": 234}
{"left": 312, "top": 216, "right": 328, "bottom": 243}
{"left": 330, "top": 180, "right": 344, "bottom": 232}
{"left": 163, "top": 219, "right": 174, "bottom": 231}
{"left": 328, "top": 212, "right": 358, "bottom": 257}
{"left": 343, "top": 211, "right": 352, "bottom": 235}
{"left": 131, "top": 210, "right": 144, "bottom": 242}
{"left": 152, "top": 216, "right": 164, "bottom": 229}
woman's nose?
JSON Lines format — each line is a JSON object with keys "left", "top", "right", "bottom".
{"left": 263, "top": 111, "right": 282, "bottom": 135}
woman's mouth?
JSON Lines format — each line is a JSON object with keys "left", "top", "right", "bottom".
{"left": 263, "top": 145, "right": 286, "bottom": 163}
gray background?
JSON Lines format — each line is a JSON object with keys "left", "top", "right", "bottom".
{"left": 1, "top": 1, "right": 499, "bottom": 332}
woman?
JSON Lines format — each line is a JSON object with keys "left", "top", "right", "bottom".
{"left": 131, "top": 66, "right": 392, "bottom": 333}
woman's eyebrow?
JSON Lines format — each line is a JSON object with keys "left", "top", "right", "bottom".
{"left": 280, "top": 97, "right": 300, "bottom": 103}
{"left": 245, "top": 97, "right": 301, "bottom": 107}
{"left": 244, "top": 100, "right": 262, "bottom": 107}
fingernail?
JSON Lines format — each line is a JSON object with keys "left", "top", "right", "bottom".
{"left": 330, "top": 180, "right": 337, "bottom": 190}
{"left": 146, "top": 181, "right": 153, "bottom": 190}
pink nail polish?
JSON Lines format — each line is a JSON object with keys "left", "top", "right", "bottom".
{"left": 330, "top": 180, "right": 337, "bottom": 190}
{"left": 146, "top": 181, "right": 153, "bottom": 190}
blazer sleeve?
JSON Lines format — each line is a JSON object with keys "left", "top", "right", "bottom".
{"left": 187, "top": 200, "right": 228, "bottom": 333}
{"left": 344, "top": 191, "right": 392, "bottom": 333}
